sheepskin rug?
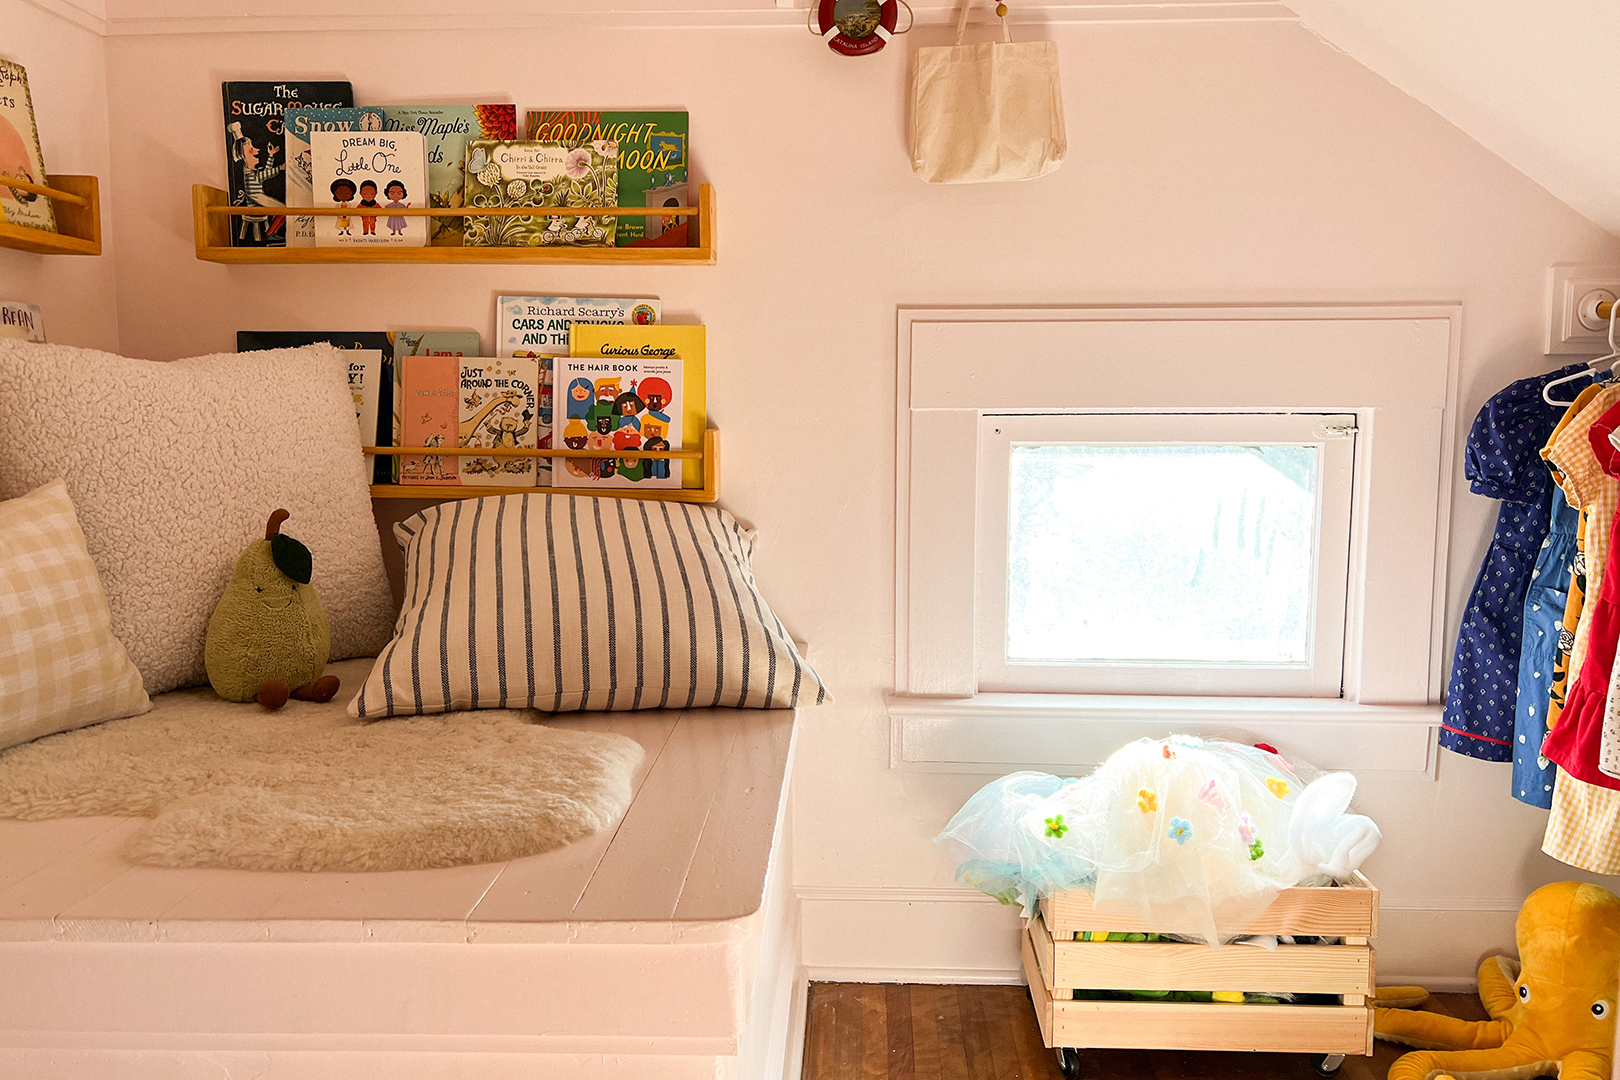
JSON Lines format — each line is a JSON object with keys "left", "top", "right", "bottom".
{"left": 0, "top": 659, "right": 645, "bottom": 872}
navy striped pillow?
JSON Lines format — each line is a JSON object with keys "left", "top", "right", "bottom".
{"left": 349, "top": 495, "right": 828, "bottom": 717}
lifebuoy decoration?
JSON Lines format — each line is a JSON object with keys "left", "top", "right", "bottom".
{"left": 813, "top": 0, "right": 911, "bottom": 56}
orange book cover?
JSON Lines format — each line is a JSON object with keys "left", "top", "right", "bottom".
{"left": 399, "top": 353, "right": 460, "bottom": 484}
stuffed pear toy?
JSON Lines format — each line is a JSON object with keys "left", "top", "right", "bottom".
{"left": 205, "top": 509, "right": 340, "bottom": 710}
{"left": 1374, "top": 881, "right": 1620, "bottom": 1080}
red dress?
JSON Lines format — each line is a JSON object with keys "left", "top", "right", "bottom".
{"left": 1542, "top": 401, "right": 1620, "bottom": 788}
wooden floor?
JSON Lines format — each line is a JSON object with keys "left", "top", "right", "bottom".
{"left": 801, "top": 983, "right": 1494, "bottom": 1080}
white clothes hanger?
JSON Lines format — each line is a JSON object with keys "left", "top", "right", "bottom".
{"left": 1545, "top": 300, "right": 1620, "bottom": 405}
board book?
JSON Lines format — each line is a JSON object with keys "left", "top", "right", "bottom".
{"left": 380, "top": 105, "right": 517, "bottom": 245}
{"left": 283, "top": 106, "right": 385, "bottom": 246}
{"left": 311, "top": 130, "right": 429, "bottom": 247}
{"left": 462, "top": 140, "right": 617, "bottom": 247}
{"left": 552, "top": 354, "right": 682, "bottom": 490}
{"left": 568, "top": 324, "right": 706, "bottom": 488}
{"left": 0, "top": 60, "right": 54, "bottom": 234}
{"left": 223, "top": 81, "right": 352, "bottom": 247}
{"left": 524, "top": 111, "right": 688, "bottom": 247}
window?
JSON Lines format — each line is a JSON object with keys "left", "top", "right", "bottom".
{"left": 891, "top": 306, "right": 1457, "bottom": 778}
{"left": 976, "top": 412, "right": 1355, "bottom": 696}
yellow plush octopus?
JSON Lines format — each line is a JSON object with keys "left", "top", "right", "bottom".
{"left": 1375, "top": 881, "right": 1620, "bottom": 1080}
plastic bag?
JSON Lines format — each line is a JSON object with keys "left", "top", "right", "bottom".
{"left": 934, "top": 736, "right": 1379, "bottom": 944}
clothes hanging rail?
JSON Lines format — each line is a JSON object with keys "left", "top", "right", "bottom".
{"left": 1545, "top": 301, "right": 1620, "bottom": 405}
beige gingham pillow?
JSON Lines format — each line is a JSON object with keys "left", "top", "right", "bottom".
{"left": 0, "top": 479, "right": 149, "bottom": 749}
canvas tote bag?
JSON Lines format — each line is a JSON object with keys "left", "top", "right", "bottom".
{"left": 909, "top": 0, "right": 1065, "bottom": 184}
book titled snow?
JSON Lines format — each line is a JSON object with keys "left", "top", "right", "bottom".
{"left": 223, "top": 81, "right": 352, "bottom": 247}
{"left": 283, "top": 106, "right": 385, "bottom": 246}
{"left": 311, "top": 130, "right": 428, "bottom": 247}
{"left": 459, "top": 356, "right": 542, "bottom": 487}
{"left": 0, "top": 300, "right": 43, "bottom": 342}
{"left": 0, "top": 61, "right": 54, "bottom": 234}
{"left": 552, "top": 355, "right": 682, "bottom": 490}
{"left": 380, "top": 105, "right": 516, "bottom": 245}
{"left": 463, "top": 140, "right": 617, "bottom": 248}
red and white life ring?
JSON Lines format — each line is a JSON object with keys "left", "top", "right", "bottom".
{"left": 812, "top": 0, "right": 911, "bottom": 56}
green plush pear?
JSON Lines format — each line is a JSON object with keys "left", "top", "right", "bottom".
{"left": 205, "top": 509, "right": 340, "bottom": 709}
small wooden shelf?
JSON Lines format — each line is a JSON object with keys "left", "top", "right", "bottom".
{"left": 368, "top": 427, "right": 720, "bottom": 505}
{"left": 193, "top": 183, "right": 715, "bottom": 265}
{"left": 0, "top": 175, "right": 101, "bottom": 256}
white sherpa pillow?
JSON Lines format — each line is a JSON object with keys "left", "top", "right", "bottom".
{"left": 0, "top": 341, "right": 395, "bottom": 693}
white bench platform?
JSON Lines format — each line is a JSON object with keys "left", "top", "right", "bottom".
{"left": 0, "top": 659, "right": 800, "bottom": 1079}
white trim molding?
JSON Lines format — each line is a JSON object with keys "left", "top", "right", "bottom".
{"left": 889, "top": 693, "right": 1442, "bottom": 777}
{"left": 60, "top": 0, "right": 1295, "bottom": 36}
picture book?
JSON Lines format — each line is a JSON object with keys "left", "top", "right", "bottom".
{"left": 462, "top": 140, "right": 617, "bottom": 248}
{"left": 283, "top": 106, "right": 385, "bottom": 246}
{"left": 459, "top": 356, "right": 542, "bottom": 487}
{"left": 311, "top": 130, "right": 429, "bottom": 247}
{"left": 0, "top": 61, "right": 54, "bottom": 234}
{"left": 498, "top": 297, "right": 657, "bottom": 484}
{"left": 399, "top": 354, "right": 460, "bottom": 485}
{"left": 552, "top": 354, "right": 682, "bottom": 490}
{"left": 236, "top": 330, "right": 394, "bottom": 483}
{"left": 379, "top": 105, "right": 517, "bottom": 245}
{"left": 569, "top": 324, "right": 706, "bottom": 488}
{"left": 223, "top": 81, "right": 352, "bottom": 248}
{"left": 498, "top": 295, "right": 659, "bottom": 357}
{"left": 524, "top": 111, "right": 688, "bottom": 247}
{"left": 391, "top": 330, "right": 481, "bottom": 357}
{"left": 0, "top": 300, "right": 43, "bottom": 342}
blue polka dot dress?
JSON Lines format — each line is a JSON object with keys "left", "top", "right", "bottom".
{"left": 1511, "top": 487, "right": 1576, "bottom": 806}
{"left": 1441, "top": 365, "right": 1591, "bottom": 762}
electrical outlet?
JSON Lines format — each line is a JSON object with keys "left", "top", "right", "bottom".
{"left": 1547, "top": 264, "right": 1620, "bottom": 354}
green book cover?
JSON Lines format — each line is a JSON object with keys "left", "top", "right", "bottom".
{"left": 524, "top": 111, "right": 688, "bottom": 247}
{"left": 463, "top": 141, "right": 617, "bottom": 248}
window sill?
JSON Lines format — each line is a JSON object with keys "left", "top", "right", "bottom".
{"left": 887, "top": 693, "right": 1442, "bottom": 780}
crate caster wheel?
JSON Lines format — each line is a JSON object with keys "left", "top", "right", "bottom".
{"left": 1310, "top": 1053, "right": 1345, "bottom": 1076}
{"left": 1055, "top": 1047, "right": 1083, "bottom": 1078}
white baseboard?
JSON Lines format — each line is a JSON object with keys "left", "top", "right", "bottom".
{"left": 798, "top": 886, "right": 1517, "bottom": 989}
{"left": 781, "top": 969, "right": 810, "bottom": 1080}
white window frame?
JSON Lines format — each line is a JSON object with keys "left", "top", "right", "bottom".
{"left": 976, "top": 411, "right": 1357, "bottom": 697}
{"left": 891, "top": 305, "right": 1459, "bottom": 780}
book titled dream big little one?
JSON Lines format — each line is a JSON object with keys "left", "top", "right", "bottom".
{"left": 283, "top": 106, "right": 385, "bottom": 246}
{"left": 311, "top": 130, "right": 428, "bottom": 247}
{"left": 222, "top": 81, "right": 352, "bottom": 247}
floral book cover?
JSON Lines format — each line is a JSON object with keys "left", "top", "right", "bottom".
{"left": 283, "top": 106, "right": 385, "bottom": 247}
{"left": 222, "top": 81, "right": 352, "bottom": 247}
{"left": 380, "top": 105, "right": 516, "bottom": 245}
{"left": 524, "top": 111, "right": 688, "bottom": 247}
{"left": 462, "top": 140, "right": 617, "bottom": 248}
{"left": 552, "top": 355, "right": 682, "bottom": 490}
{"left": 0, "top": 60, "right": 54, "bottom": 233}
{"left": 459, "top": 356, "right": 541, "bottom": 487}
{"left": 311, "top": 130, "right": 428, "bottom": 247}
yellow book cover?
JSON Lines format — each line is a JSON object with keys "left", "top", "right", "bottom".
{"left": 569, "top": 324, "right": 706, "bottom": 488}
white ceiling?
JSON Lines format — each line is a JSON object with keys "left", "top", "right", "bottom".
{"left": 1288, "top": 0, "right": 1620, "bottom": 237}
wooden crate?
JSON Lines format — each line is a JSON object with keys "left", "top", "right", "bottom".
{"left": 1025, "top": 876, "right": 1377, "bottom": 1057}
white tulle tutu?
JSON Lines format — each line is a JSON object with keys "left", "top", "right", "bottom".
{"left": 934, "top": 736, "right": 1380, "bottom": 944}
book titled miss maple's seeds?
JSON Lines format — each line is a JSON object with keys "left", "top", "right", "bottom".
{"left": 222, "top": 81, "right": 352, "bottom": 248}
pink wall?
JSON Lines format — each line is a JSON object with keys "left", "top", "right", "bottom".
{"left": 0, "top": 1, "right": 117, "bottom": 351}
{"left": 82, "top": 16, "right": 1620, "bottom": 980}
